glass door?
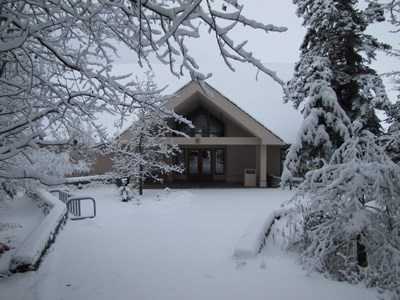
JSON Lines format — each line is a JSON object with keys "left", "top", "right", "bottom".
{"left": 188, "top": 149, "right": 199, "bottom": 175}
{"left": 201, "top": 149, "right": 212, "bottom": 177}
{"left": 187, "top": 148, "right": 213, "bottom": 180}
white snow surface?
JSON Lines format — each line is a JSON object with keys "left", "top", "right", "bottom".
{"left": 0, "top": 185, "right": 381, "bottom": 300}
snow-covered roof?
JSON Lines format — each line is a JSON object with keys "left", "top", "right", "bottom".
{"left": 168, "top": 79, "right": 286, "bottom": 145}
{"left": 107, "top": 62, "right": 302, "bottom": 144}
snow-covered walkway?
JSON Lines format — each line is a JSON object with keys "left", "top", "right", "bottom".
{"left": 0, "top": 185, "right": 380, "bottom": 300}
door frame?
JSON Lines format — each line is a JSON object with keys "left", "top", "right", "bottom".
{"left": 187, "top": 148, "right": 213, "bottom": 181}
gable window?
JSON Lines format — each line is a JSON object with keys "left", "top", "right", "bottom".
{"left": 193, "top": 106, "right": 208, "bottom": 137}
{"left": 176, "top": 106, "right": 224, "bottom": 137}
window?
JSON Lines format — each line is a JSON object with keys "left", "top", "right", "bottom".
{"left": 214, "top": 148, "right": 225, "bottom": 175}
{"left": 176, "top": 106, "right": 224, "bottom": 137}
{"left": 193, "top": 107, "right": 208, "bottom": 137}
{"left": 209, "top": 114, "right": 224, "bottom": 137}
{"left": 188, "top": 149, "right": 198, "bottom": 174}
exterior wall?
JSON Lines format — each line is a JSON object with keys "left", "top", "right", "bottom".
{"left": 226, "top": 120, "right": 252, "bottom": 137}
{"left": 90, "top": 153, "right": 114, "bottom": 175}
{"left": 267, "top": 146, "right": 283, "bottom": 177}
{"left": 226, "top": 145, "right": 256, "bottom": 182}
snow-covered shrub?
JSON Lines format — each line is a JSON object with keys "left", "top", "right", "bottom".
{"left": 120, "top": 186, "right": 133, "bottom": 203}
{"left": 119, "top": 178, "right": 135, "bottom": 203}
{"left": 287, "top": 126, "right": 400, "bottom": 296}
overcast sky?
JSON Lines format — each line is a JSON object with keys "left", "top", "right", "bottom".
{"left": 115, "top": 0, "right": 399, "bottom": 73}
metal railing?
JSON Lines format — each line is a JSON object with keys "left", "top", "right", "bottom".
{"left": 50, "top": 189, "right": 96, "bottom": 220}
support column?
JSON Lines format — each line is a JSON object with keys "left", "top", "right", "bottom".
{"left": 259, "top": 144, "right": 267, "bottom": 187}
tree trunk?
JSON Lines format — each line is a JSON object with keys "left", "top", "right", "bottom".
{"left": 356, "top": 234, "right": 368, "bottom": 268}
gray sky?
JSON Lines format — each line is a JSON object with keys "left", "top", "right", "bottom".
{"left": 198, "top": 0, "right": 398, "bottom": 72}
{"left": 115, "top": 1, "right": 399, "bottom": 71}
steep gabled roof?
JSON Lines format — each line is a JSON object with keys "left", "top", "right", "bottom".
{"left": 166, "top": 80, "right": 286, "bottom": 145}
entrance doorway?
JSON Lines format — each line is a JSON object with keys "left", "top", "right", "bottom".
{"left": 188, "top": 149, "right": 213, "bottom": 180}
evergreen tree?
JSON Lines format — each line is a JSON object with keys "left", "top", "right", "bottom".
{"left": 289, "top": 0, "right": 389, "bottom": 133}
{"left": 283, "top": 2, "right": 400, "bottom": 296}
{"left": 282, "top": 56, "right": 352, "bottom": 184}
{"left": 283, "top": 0, "right": 390, "bottom": 183}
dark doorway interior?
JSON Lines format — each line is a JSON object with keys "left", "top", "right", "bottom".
{"left": 187, "top": 148, "right": 213, "bottom": 180}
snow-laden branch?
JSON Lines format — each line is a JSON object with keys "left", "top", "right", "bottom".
{"left": 0, "top": 169, "right": 66, "bottom": 186}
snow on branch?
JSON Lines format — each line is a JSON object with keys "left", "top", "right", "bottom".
{"left": 282, "top": 79, "right": 352, "bottom": 185}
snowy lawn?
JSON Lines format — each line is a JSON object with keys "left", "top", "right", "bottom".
{"left": 0, "top": 184, "right": 381, "bottom": 300}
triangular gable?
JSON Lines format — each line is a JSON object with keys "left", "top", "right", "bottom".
{"left": 166, "top": 80, "right": 286, "bottom": 145}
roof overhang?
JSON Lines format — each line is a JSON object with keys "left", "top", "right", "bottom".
{"left": 167, "top": 81, "right": 286, "bottom": 145}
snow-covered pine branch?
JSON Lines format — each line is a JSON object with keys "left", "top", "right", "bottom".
{"left": 282, "top": 57, "right": 352, "bottom": 186}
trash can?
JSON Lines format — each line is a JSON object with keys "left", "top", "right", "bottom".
{"left": 244, "top": 169, "right": 256, "bottom": 187}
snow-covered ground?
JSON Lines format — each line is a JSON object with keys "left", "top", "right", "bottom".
{"left": 0, "top": 185, "right": 381, "bottom": 300}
